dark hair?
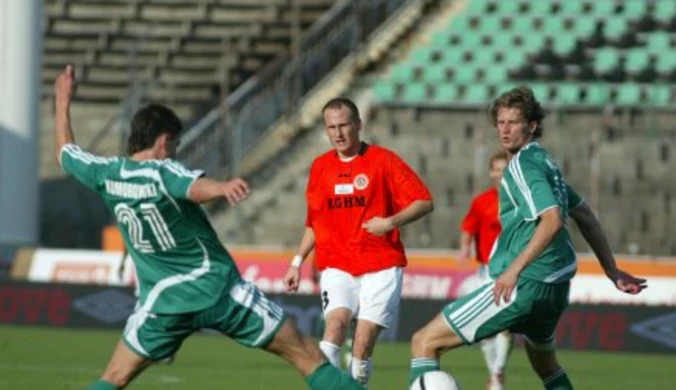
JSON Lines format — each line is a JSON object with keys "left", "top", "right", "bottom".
{"left": 322, "top": 97, "right": 361, "bottom": 124}
{"left": 127, "top": 104, "right": 182, "bottom": 155}
{"left": 490, "top": 150, "right": 509, "bottom": 168}
{"left": 489, "top": 86, "right": 545, "bottom": 138}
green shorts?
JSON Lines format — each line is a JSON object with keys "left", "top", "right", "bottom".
{"left": 122, "top": 280, "right": 286, "bottom": 361}
{"left": 442, "top": 278, "right": 569, "bottom": 349}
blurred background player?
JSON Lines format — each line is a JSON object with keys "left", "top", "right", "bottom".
{"left": 284, "top": 97, "right": 433, "bottom": 386}
{"left": 409, "top": 86, "right": 648, "bottom": 390}
{"left": 457, "top": 150, "right": 513, "bottom": 390}
{"left": 54, "top": 65, "right": 365, "bottom": 390}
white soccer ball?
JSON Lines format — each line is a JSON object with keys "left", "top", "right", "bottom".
{"left": 410, "top": 371, "right": 461, "bottom": 390}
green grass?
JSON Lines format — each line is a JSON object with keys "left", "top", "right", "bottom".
{"left": 0, "top": 325, "right": 673, "bottom": 389}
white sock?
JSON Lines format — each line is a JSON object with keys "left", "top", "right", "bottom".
{"left": 480, "top": 337, "right": 497, "bottom": 374}
{"left": 350, "top": 357, "right": 373, "bottom": 385}
{"left": 319, "top": 341, "right": 342, "bottom": 368}
{"left": 493, "top": 332, "right": 513, "bottom": 375}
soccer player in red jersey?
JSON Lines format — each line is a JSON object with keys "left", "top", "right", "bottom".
{"left": 457, "top": 151, "right": 512, "bottom": 390}
{"left": 283, "top": 98, "right": 434, "bottom": 385}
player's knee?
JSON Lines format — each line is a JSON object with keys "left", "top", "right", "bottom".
{"left": 411, "top": 329, "right": 431, "bottom": 355}
{"left": 324, "top": 313, "right": 350, "bottom": 340}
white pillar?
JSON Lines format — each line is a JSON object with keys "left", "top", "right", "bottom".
{"left": 0, "top": 0, "right": 43, "bottom": 246}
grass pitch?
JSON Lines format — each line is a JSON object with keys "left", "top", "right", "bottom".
{"left": 0, "top": 325, "right": 672, "bottom": 389}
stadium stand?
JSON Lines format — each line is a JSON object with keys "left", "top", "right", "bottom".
{"left": 373, "top": 0, "right": 676, "bottom": 106}
{"left": 39, "top": 0, "right": 333, "bottom": 178}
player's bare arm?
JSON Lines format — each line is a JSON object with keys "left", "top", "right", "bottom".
{"left": 284, "top": 227, "right": 316, "bottom": 292}
{"left": 493, "top": 207, "right": 563, "bottom": 304}
{"left": 569, "top": 202, "right": 647, "bottom": 295}
{"left": 188, "top": 177, "right": 250, "bottom": 205}
{"left": 362, "top": 199, "right": 434, "bottom": 236}
{"left": 53, "top": 64, "right": 76, "bottom": 166}
{"left": 457, "top": 231, "right": 473, "bottom": 264}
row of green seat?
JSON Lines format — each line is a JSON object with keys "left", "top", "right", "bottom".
{"left": 467, "top": 0, "right": 676, "bottom": 20}
{"left": 374, "top": 82, "right": 673, "bottom": 106}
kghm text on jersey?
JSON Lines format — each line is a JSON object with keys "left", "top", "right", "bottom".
{"left": 105, "top": 180, "right": 158, "bottom": 199}
{"left": 327, "top": 196, "right": 366, "bottom": 209}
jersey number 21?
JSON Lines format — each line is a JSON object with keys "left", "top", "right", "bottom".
{"left": 115, "top": 203, "right": 176, "bottom": 253}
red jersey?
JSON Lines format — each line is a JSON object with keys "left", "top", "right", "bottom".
{"left": 460, "top": 187, "right": 501, "bottom": 265}
{"left": 305, "top": 143, "right": 432, "bottom": 276}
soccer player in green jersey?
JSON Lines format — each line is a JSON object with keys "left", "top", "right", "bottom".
{"left": 408, "top": 86, "right": 647, "bottom": 390}
{"left": 53, "top": 65, "right": 365, "bottom": 390}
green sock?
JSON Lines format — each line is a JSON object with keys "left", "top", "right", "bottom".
{"left": 88, "top": 379, "right": 117, "bottom": 390}
{"left": 409, "top": 358, "right": 440, "bottom": 386}
{"left": 306, "top": 361, "right": 365, "bottom": 390}
{"left": 544, "top": 369, "right": 573, "bottom": 390}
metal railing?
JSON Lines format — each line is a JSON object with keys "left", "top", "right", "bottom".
{"left": 178, "top": 0, "right": 411, "bottom": 177}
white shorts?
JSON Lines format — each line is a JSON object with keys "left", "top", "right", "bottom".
{"left": 319, "top": 266, "right": 403, "bottom": 329}
{"left": 457, "top": 265, "right": 492, "bottom": 297}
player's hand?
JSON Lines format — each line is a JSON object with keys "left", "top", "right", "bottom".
{"left": 613, "top": 269, "right": 647, "bottom": 295}
{"left": 362, "top": 216, "right": 395, "bottom": 236}
{"left": 54, "top": 64, "right": 76, "bottom": 105}
{"left": 283, "top": 266, "right": 301, "bottom": 292}
{"left": 222, "top": 178, "right": 250, "bottom": 206}
{"left": 493, "top": 266, "right": 519, "bottom": 306}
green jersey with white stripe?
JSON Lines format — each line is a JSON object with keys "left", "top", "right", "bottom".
{"left": 60, "top": 144, "right": 240, "bottom": 314}
{"left": 489, "top": 142, "right": 583, "bottom": 283}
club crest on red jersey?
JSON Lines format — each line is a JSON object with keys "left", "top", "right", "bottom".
{"left": 353, "top": 173, "right": 369, "bottom": 190}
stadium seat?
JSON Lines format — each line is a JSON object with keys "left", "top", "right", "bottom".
{"left": 623, "top": 1, "right": 648, "bottom": 18}
{"left": 572, "top": 16, "right": 596, "bottom": 38}
{"left": 403, "top": 83, "right": 426, "bottom": 102}
{"left": 625, "top": 49, "right": 650, "bottom": 75}
{"left": 391, "top": 63, "right": 417, "bottom": 82}
{"left": 440, "top": 48, "right": 466, "bottom": 65}
{"left": 542, "top": 17, "right": 566, "bottom": 36}
{"left": 454, "top": 66, "right": 477, "bottom": 83}
{"left": 584, "top": 84, "right": 610, "bottom": 105}
{"left": 593, "top": 47, "right": 620, "bottom": 75}
{"left": 604, "top": 17, "right": 628, "bottom": 41}
{"left": 434, "top": 84, "right": 458, "bottom": 103}
{"left": 614, "top": 83, "right": 642, "bottom": 106}
{"left": 527, "top": 0, "right": 552, "bottom": 16}
{"left": 591, "top": 0, "right": 617, "bottom": 17}
{"left": 650, "top": 85, "right": 673, "bottom": 106}
{"left": 558, "top": 0, "right": 587, "bottom": 16}
{"left": 553, "top": 34, "right": 577, "bottom": 57}
{"left": 472, "top": 49, "right": 497, "bottom": 66}
{"left": 655, "top": 55, "right": 676, "bottom": 76}
{"left": 463, "top": 84, "right": 489, "bottom": 103}
{"left": 423, "top": 64, "right": 449, "bottom": 83}
{"left": 556, "top": 83, "right": 582, "bottom": 104}
{"left": 374, "top": 82, "right": 396, "bottom": 102}
{"left": 495, "top": 0, "right": 521, "bottom": 15}
{"left": 482, "top": 66, "right": 508, "bottom": 83}
{"left": 654, "top": 1, "right": 676, "bottom": 24}
{"left": 529, "top": 83, "right": 551, "bottom": 103}
{"left": 646, "top": 32, "right": 672, "bottom": 53}
{"left": 430, "top": 32, "right": 451, "bottom": 47}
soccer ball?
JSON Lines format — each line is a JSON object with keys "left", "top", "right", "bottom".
{"left": 410, "top": 371, "right": 461, "bottom": 390}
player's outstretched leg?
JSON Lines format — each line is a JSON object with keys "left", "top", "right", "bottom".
{"left": 409, "top": 313, "right": 464, "bottom": 386}
{"left": 265, "top": 317, "right": 365, "bottom": 390}
{"left": 523, "top": 339, "right": 573, "bottom": 390}
{"left": 88, "top": 341, "right": 152, "bottom": 389}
